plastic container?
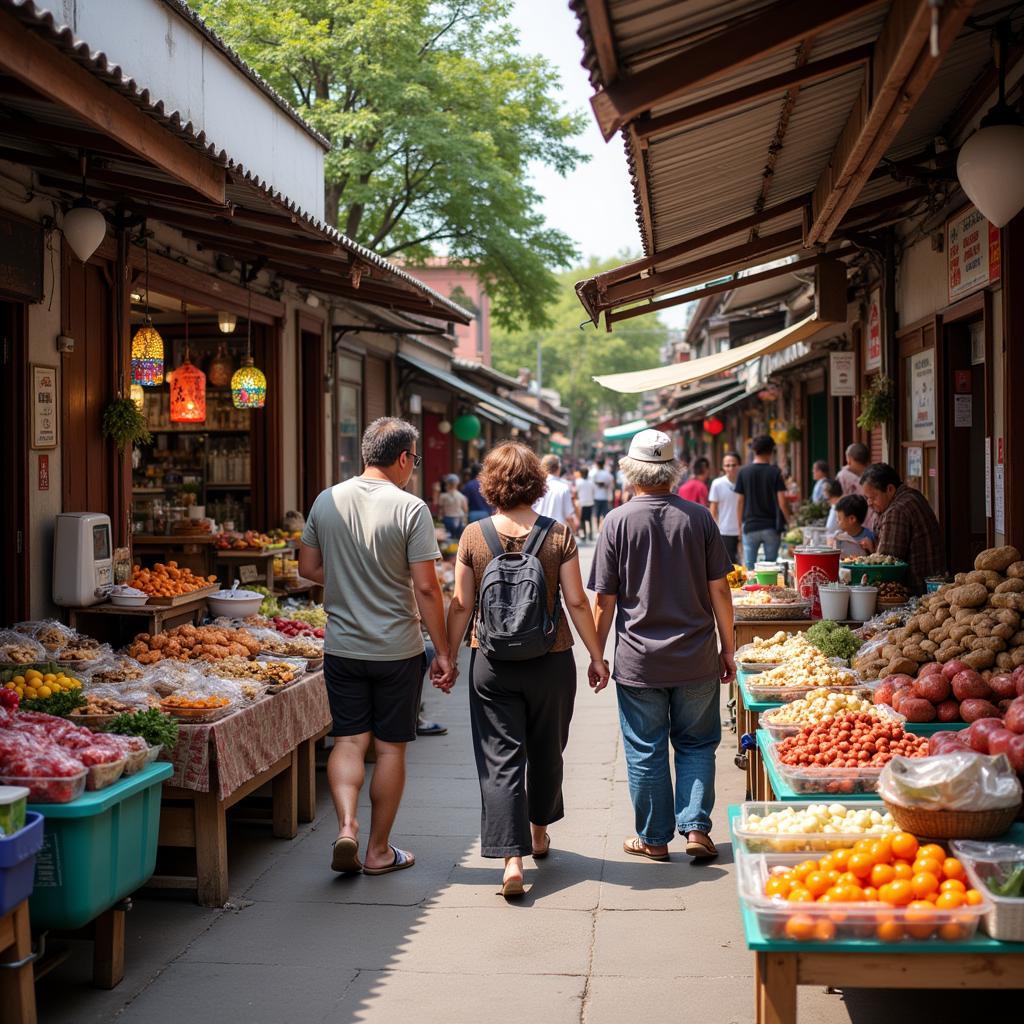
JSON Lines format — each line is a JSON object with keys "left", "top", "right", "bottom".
{"left": 27, "top": 761, "right": 172, "bottom": 931}
{"left": 793, "top": 547, "right": 841, "bottom": 619}
{"left": 206, "top": 588, "right": 264, "bottom": 618}
{"left": 746, "top": 669, "right": 865, "bottom": 703}
{"left": 764, "top": 740, "right": 883, "bottom": 795}
{"left": 0, "top": 812, "right": 44, "bottom": 917}
{"left": 85, "top": 757, "right": 127, "bottom": 792}
{"left": 818, "top": 584, "right": 850, "bottom": 621}
{"left": 1, "top": 769, "right": 87, "bottom": 805}
{"left": 732, "top": 800, "right": 895, "bottom": 854}
{"left": 849, "top": 585, "right": 878, "bottom": 622}
{"left": 952, "top": 838, "right": 1024, "bottom": 942}
{"left": 842, "top": 562, "right": 908, "bottom": 586}
{"left": 761, "top": 700, "right": 903, "bottom": 741}
{"left": 0, "top": 785, "right": 28, "bottom": 837}
{"left": 755, "top": 562, "right": 782, "bottom": 585}
{"left": 737, "top": 849, "right": 988, "bottom": 944}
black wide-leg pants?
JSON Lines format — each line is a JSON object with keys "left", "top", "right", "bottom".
{"left": 468, "top": 647, "right": 577, "bottom": 858}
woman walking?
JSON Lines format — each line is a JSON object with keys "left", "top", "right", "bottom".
{"left": 445, "top": 443, "right": 610, "bottom": 898}
{"left": 438, "top": 473, "right": 468, "bottom": 540}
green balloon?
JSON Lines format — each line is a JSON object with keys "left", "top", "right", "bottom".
{"left": 453, "top": 413, "right": 481, "bottom": 441}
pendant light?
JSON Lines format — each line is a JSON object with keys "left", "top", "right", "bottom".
{"left": 957, "top": 22, "right": 1024, "bottom": 228}
{"left": 217, "top": 311, "right": 237, "bottom": 333}
{"left": 62, "top": 153, "right": 106, "bottom": 262}
{"left": 170, "top": 304, "right": 206, "bottom": 423}
{"left": 208, "top": 342, "right": 234, "bottom": 386}
{"left": 131, "top": 232, "right": 165, "bottom": 386}
{"left": 129, "top": 384, "right": 145, "bottom": 412}
{"left": 231, "top": 288, "right": 267, "bottom": 409}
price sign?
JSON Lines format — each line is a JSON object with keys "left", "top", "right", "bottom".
{"left": 238, "top": 564, "right": 259, "bottom": 583}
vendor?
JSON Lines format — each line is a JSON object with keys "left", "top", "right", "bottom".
{"left": 859, "top": 463, "right": 943, "bottom": 592}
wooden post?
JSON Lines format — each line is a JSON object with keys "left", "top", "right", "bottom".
{"left": 92, "top": 904, "right": 126, "bottom": 990}
{"left": 0, "top": 901, "right": 36, "bottom": 1024}
{"left": 758, "top": 952, "right": 798, "bottom": 1024}
{"left": 271, "top": 750, "right": 298, "bottom": 839}
{"left": 297, "top": 737, "right": 318, "bottom": 823}
{"left": 193, "top": 789, "right": 229, "bottom": 908}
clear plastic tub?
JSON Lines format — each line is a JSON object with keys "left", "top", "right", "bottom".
{"left": 733, "top": 800, "right": 897, "bottom": 854}
{"left": 0, "top": 785, "right": 28, "bottom": 837}
{"left": 952, "top": 840, "right": 1024, "bottom": 943}
{"left": 761, "top": 700, "right": 903, "bottom": 741}
{"left": 85, "top": 757, "right": 127, "bottom": 792}
{"left": 738, "top": 850, "right": 988, "bottom": 944}
{"left": 747, "top": 670, "right": 867, "bottom": 703}
{"left": 144, "top": 744, "right": 163, "bottom": 765}
{"left": 765, "top": 741, "right": 884, "bottom": 795}
{"left": 1, "top": 769, "right": 87, "bottom": 804}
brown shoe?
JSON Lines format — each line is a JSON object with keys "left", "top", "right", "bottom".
{"left": 623, "top": 836, "right": 669, "bottom": 861}
{"left": 685, "top": 832, "right": 718, "bottom": 859}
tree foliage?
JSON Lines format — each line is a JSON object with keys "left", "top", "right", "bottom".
{"left": 492, "top": 256, "right": 671, "bottom": 443}
{"left": 192, "top": 0, "right": 586, "bottom": 328}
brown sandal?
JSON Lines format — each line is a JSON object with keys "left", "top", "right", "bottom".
{"left": 685, "top": 833, "right": 718, "bottom": 859}
{"left": 623, "top": 836, "right": 669, "bottom": 861}
{"left": 532, "top": 833, "right": 551, "bottom": 859}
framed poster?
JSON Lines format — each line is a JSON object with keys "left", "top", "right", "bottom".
{"left": 947, "top": 204, "right": 1001, "bottom": 302}
{"left": 864, "top": 289, "right": 882, "bottom": 372}
{"left": 909, "top": 349, "right": 935, "bottom": 442}
{"left": 31, "top": 364, "right": 58, "bottom": 449}
{"left": 829, "top": 352, "right": 856, "bottom": 396}
{"left": 906, "top": 446, "right": 923, "bottom": 479}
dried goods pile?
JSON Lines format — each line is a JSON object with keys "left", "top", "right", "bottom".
{"left": 127, "top": 562, "right": 218, "bottom": 597}
{"left": 128, "top": 624, "right": 261, "bottom": 663}
{"left": 775, "top": 714, "right": 928, "bottom": 770}
{"left": 764, "top": 689, "right": 896, "bottom": 727}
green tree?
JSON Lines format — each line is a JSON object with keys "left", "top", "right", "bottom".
{"left": 192, "top": 0, "right": 586, "bottom": 329}
{"left": 492, "top": 256, "right": 670, "bottom": 445}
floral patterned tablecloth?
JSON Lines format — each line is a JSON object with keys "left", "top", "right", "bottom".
{"left": 167, "top": 671, "right": 330, "bottom": 798}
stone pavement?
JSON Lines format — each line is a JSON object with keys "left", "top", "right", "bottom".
{"left": 37, "top": 543, "right": 1013, "bottom": 1023}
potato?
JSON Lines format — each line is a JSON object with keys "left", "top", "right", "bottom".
{"left": 905, "top": 615, "right": 922, "bottom": 633}
{"left": 959, "top": 698, "right": 1003, "bottom": 722}
{"left": 881, "top": 644, "right": 900, "bottom": 662}
{"left": 950, "top": 583, "right": 989, "bottom": 608}
{"left": 1013, "top": 631, "right": 1024, "bottom": 647}
{"left": 936, "top": 645, "right": 965, "bottom": 663}
{"left": 913, "top": 673, "right": 951, "bottom": 703}
{"left": 903, "top": 644, "right": 930, "bottom": 663}
{"left": 997, "top": 652, "right": 1015, "bottom": 672}
{"left": 920, "top": 639, "right": 938, "bottom": 653}
{"left": 901, "top": 697, "right": 937, "bottom": 723}
{"left": 992, "top": 622, "right": 1016, "bottom": 641}
{"left": 936, "top": 699, "right": 961, "bottom": 723}
{"left": 963, "top": 648, "right": 996, "bottom": 670}
{"left": 970, "top": 636, "right": 1006, "bottom": 653}
{"left": 1007, "top": 561, "right": 1024, "bottom": 579}
{"left": 948, "top": 624, "right": 975, "bottom": 643}
{"left": 995, "top": 578, "right": 1024, "bottom": 594}
{"left": 972, "top": 618, "right": 995, "bottom": 637}
{"left": 993, "top": 609, "right": 1021, "bottom": 628}
{"left": 1013, "top": 648, "right": 1024, "bottom": 668}
{"left": 991, "top": 593, "right": 1024, "bottom": 611}
{"left": 965, "top": 570, "right": 1003, "bottom": 588}
{"left": 954, "top": 608, "right": 976, "bottom": 623}
{"left": 975, "top": 545, "right": 1022, "bottom": 572}
{"left": 908, "top": 631, "right": 927, "bottom": 646}
{"left": 934, "top": 606, "right": 951, "bottom": 624}
{"left": 886, "top": 657, "right": 918, "bottom": 676}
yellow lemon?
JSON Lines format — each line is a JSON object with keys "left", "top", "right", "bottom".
{"left": 68, "top": 679, "right": 81, "bottom": 689}
{"left": 3, "top": 682, "right": 14, "bottom": 690}
{"left": 43, "top": 673, "right": 56, "bottom": 682}
{"left": 24, "top": 687, "right": 38, "bottom": 698}
{"left": 50, "top": 682, "right": 62, "bottom": 692}
{"left": 14, "top": 686, "right": 24, "bottom": 697}
{"left": 12, "top": 675, "right": 24, "bottom": 686}
{"left": 37, "top": 685, "right": 52, "bottom": 698}
{"left": 25, "top": 670, "right": 40, "bottom": 680}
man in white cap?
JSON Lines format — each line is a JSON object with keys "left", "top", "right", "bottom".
{"left": 588, "top": 429, "right": 736, "bottom": 861}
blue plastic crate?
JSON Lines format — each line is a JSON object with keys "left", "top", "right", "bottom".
{"left": 0, "top": 812, "right": 44, "bottom": 917}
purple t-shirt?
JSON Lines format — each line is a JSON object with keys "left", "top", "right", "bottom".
{"left": 588, "top": 494, "right": 733, "bottom": 687}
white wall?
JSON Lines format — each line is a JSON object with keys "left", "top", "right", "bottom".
{"left": 896, "top": 236, "right": 948, "bottom": 328}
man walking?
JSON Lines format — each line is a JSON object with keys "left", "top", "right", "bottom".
{"left": 299, "top": 417, "right": 454, "bottom": 875}
{"left": 677, "top": 456, "right": 710, "bottom": 506}
{"left": 734, "top": 435, "right": 791, "bottom": 569}
{"left": 533, "top": 454, "right": 578, "bottom": 531}
{"left": 708, "top": 451, "right": 742, "bottom": 563}
{"left": 590, "top": 430, "right": 736, "bottom": 862}
{"left": 591, "top": 459, "right": 614, "bottom": 529}
{"left": 461, "top": 462, "right": 493, "bottom": 524}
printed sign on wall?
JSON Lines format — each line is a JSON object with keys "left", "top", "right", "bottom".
{"left": 948, "top": 204, "right": 1001, "bottom": 302}
{"left": 829, "top": 352, "right": 856, "bottom": 396}
{"left": 910, "top": 349, "right": 936, "bottom": 442}
{"left": 865, "top": 290, "right": 882, "bottom": 372}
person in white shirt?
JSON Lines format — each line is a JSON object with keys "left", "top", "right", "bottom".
{"left": 591, "top": 460, "right": 614, "bottom": 528}
{"left": 575, "top": 468, "right": 596, "bottom": 541}
{"left": 532, "top": 455, "right": 579, "bottom": 531}
{"left": 708, "top": 451, "right": 742, "bottom": 563}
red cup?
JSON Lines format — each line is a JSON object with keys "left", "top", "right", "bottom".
{"left": 793, "top": 546, "right": 841, "bottom": 619}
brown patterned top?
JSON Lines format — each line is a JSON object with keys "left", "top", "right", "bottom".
{"left": 457, "top": 518, "right": 578, "bottom": 651}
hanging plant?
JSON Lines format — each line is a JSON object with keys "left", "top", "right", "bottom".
{"left": 785, "top": 425, "right": 803, "bottom": 442}
{"left": 856, "top": 374, "right": 895, "bottom": 430}
{"left": 101, "top": 396, "right": 152, "bottom": 451}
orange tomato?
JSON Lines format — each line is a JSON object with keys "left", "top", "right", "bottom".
{"left": 905, "top": 900, "right": 937, "bottom": 939}
{"left": 853, "top": 837, "right": 875, "bottom": 855}
{"left": 913, "top": 857, "right": 943, "bottom": 878}
{"left": 868, "top": 840, "right": 892, "bottom": 866}
{"left": 788, "top": 887, "right": 813, "bottom": 903}
{"left": 831, "top": 848, "right": 851, "bottom": 871}
{"left": 964, "top": 888, "right": 984, "bottom": 907}
{"left": 892, "top": 862, "right": 914, "bottom": 880}
{"left": 870, "top": 863, "right": 895, "bottom": 888}
{"left": 939, "top": 878, "right": 966, "bottom": 895}
{"left": 837, "top": 872, "right": 860, "bottom": 888}
{"left": 805, "top": 871, "right": 830, "bottom": 897}
{"left": 784, "top": 914, "right": 816, "bottom": 941}
{"left": 818, "top": 853, "right": 837, "bottom": 873}
{"left": 826, "top": 869, "right": 841, "bottom": 884}
{"left": 876, "top": 919, "right": 905, "bottom": 943}
{"left": 872, "top": 834, "right": 895, "bottom": 859}
{"left": 935, "top": 890, "right": 965, "bottom": 910}
{"left": 939, "top": 921, "right": 970, "bottom": 942}
{"left": 838, "top": 884, "right": 865, "bottom": 902}
{"left": 942, "top": 857, "right": 966, "bottom": 882}
{"left": 793, "top": 860, "right": 818, "bottom": 882}
{"left": 910, "top": 871, "right": 940, "bottom": 899}
{"left": 848, "top": 852, "right": 874, "bottom": 880}
{"left": 861, "top": 886, "right": 878, "bottom": 902}
{"left": 890, "top": 833, "right": 919, "bottom": 861}
{"left": 765, "top": 876, "right": 792, "bottom": 899}
{"left": 812, "top": 919, "right": 837, "bottom": 942}
{"left": 918, "top": 843, "right": 946, "bottom": 863}
{"left": 882, "top": 879, "right": 914, "bottom": 906}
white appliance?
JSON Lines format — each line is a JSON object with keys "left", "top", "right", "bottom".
{"left": 53, "top": 512, "right": 113, "bottom": 607}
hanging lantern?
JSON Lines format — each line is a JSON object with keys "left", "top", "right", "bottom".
{"left": 170, "top": 359, "right": 207, "bottom": 423}
{"left": 129, "top": 384, "right": 145, "bottom": 412}
{"left": 131, "top": 322, "right": 165, "bottom": 385}
{"left": 63, "top": 196, "right": 106, "bottom": 262}
{"left": 702, "top": 416, "right": 724, "bottom": 436}
{"left": 437, "top": 419, "right": 452, "bottom": 434}
{"left": 452, "top": 413, "right": 481, "bottom": 442}
{"left": 208, "top": 342, "right": 234, "bottom": 386}
{"left": 217, "top": 311, "right": 237, "bottom": 334}
{"left": 231, "top": 356, "right": 267, "bottom": 409}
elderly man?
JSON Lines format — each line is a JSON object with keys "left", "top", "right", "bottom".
{"left": 859, "top": 462, "right": 943, "bottom": 593}
{"left": 533, "top": 453, "right": 578, "bottom": 531}
{"left": 589, "top": 429, "right": 736, "bottom": 861}
{"left": 299, "top": 417, "right": 454, "bottom": 876}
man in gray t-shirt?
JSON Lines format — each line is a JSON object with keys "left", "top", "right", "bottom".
{"left": 299, "top": 418, "right": 454, "bottom": 877}
{"left": 589, "top": 429, "right": 736, "bottom": 863}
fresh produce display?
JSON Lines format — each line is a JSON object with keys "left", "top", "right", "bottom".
{"left": 757, "top": 834, "right": 986, "bottom": 942}
{"left": 105, "top": 707, "right": 179, "bottom": 751}
{"left": 282, "top": 605, "right": 327, "bottom": 628}
{"left": 806, "top": 621, "right": 862, "bottom": 661}
{"left": 841, "top": 554, "right": 904, "bottom": 565}
{"left": 127, "top": 624, "right": 261, "bottom": 663}
{"left": 984, "top": 861, "right": 1024, "bottom": 898}
{"left": 247, "top": 585, "right": 280, "bottom": 618}
{"left": 924, "top": 697, "right": 1024, "bottom": 782}
{"left": 853, "top": 545, "right": 1024, "bottom": 680}
{"left": 739, "top": 631, "right": 817, "bottom": 666}
{"left": 270, "top": 617, "right": 325, "bottom": 639}
{"left": 878, "top": 582, "right": 910, "bottom": 605}
{"left": 783, "top": 527, "right": 803, "bottom": 545}
{"left": 726, "top": 564, "right": 747, "bottom": 589}
{"left": 743, "top": 803, "right": 896, "bottom": 839}
{"left": 257, "top": 633, "right": 323, "bottom": 659}
{"left": 71, "top": 694, "right": 133, "bottom": 716}
{"left": 127, "top": 562, "right": 218, "bottom": 597}
{"left": 775, "top": 714, "right": 929, "bottom": 770}
{"left": 161, "top": 693, "right": 231, "bottom": 711}
{"left": 763, "top": 689, "right": 897, "bottom": 727}
{"left": 214, "top": 530, "right": 283, "bottom": 551}
{"left": 871, "top": 662, "right": 1024, "bottom": 725}
{"left": 748, "top": 657, "right": 856, "bottom": 692}
{"left": 3, "top": 665, "right": 83, "bottom": 699}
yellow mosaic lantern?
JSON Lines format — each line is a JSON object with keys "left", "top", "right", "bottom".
{"left": 231, "top": 356, "right": 266, "bottom": 409}
{"left": 130, "top": 322, "right": 165, "bottom": 385}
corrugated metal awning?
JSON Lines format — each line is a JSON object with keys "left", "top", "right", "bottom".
{"left": 602, "top": 418, "right": 648, "bottom": 440}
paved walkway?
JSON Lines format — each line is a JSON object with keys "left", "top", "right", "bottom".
{"left": 38, "top": 544, "right": 1013, "bottom": 1023}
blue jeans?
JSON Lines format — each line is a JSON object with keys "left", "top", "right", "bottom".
{"left": 468, "top": 509, "right": 490, "bottom": 524}
{"left": 743, "top": 527, "right": 781, "bottom": 569}
{"left": 615, "top": 678, "right": 721, "bottom": 844}
{"left": 442, "top": 516, "right": 464, "bottom": 540}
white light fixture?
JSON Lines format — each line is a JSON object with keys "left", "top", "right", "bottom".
{"left": 62, "top": 196, "right": 106, "bottom": 262}
{"left": 957, "top": 23, "right": 1024, "bottom": 228}
{"left": 437, "top": 419, "right": 452, "bottom": 434}
{"left": 218, "top": 311, "right": 237, "bottom": 334}
{"left": 302, "top": 290, "right": 321, "bottom": 308}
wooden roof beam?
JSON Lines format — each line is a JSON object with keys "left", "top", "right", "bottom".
{"left": 805, "top": 0, "right": 977, "bottom": 244}
{"left": 172, "top": 220, "right": 344, "bottom": 258}
{"left": 584, "top": 0, "right": 618, "bottom": 84}
{"left": 0, "top": 8, "right": 225, "bottom": 204}
{"left": 635, "top": 43, "right": 874, "bottom": 140}
{"left": 589, "top": 0, "right": 885, "bottom": 140}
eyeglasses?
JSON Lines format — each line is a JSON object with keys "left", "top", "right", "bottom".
{"left": 404, "top": 450, "right": 423, "bottom": 468}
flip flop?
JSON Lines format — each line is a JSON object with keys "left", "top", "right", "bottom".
{"left": 363, "top": 845, "right": 416, "bottom": 875}
{"left": 623, "top": 836, "right": 669, "bottom": 861}
{"left": 500, "top": 876, "right": 525, "bottom": 899}
{"left": 532, "top": 833, "right": 551, "bottom": 859}
{"left": 331, "top": 836, "right": 362, "bottom": 874}
{"left": 685, "top": 833, "right": 718, "bottom": 859}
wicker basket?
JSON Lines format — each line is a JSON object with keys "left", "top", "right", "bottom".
{"left": 883, "top": 800, "right": 1021, "bottom": 840}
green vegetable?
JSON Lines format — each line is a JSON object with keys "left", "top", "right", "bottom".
{"left": 105, "top": 707, "right": 179, "bottom": 750}
{"left": 795, "top": 499, "right": 830, "bottom": 526}
{"left": 283, "top": 605, "right": 326, "bottom": 628}
{"left": 806, "top": 621, "right": 862, "bottom": 661}
{"left": 986, "top": 863, "right": 1024, "bottom": 899}
{"left": 18, "top": 689, "right": 86, "bottom": 716}
{"left": 245, "top": 584, "right": 279, "bottom": 618}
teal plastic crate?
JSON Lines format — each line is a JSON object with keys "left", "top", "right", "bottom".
{"left": 26, "top": 762, "right": 172, "bottom": 931}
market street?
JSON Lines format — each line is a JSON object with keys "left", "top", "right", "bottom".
{"left": 28, "top": 543, "right": 1009, "bottom": 1024}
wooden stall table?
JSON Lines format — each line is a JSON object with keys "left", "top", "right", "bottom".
{"left": 735, "top": 673, "right": 786, "bottom": 800}
{"left": 212, "top": 548, "right": 281, "bottom": 591}
{"left": 154, "top": 670, "right": 330, "bottom": 907}
{"left": 131, "top": 534, "right": 218, "bottom": 577}
{"left": 0, "top": 901, "right": 36, "bottom": 1024}
{"left": 65, "top": 591, "right": 213, "bottom": 647}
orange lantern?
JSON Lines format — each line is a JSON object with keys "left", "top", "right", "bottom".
{"left": 170, "top": 356, "right": 206, "bottom": 423}
{"left": 703, "top": 416, "right": 724, "bottom": 436}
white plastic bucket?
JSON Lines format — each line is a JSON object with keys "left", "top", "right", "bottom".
{"left": 818, "top": 585, "right": 851, "bottom": 621}
{"left": 849, "top": 585, "right": 878, "bottom": 622}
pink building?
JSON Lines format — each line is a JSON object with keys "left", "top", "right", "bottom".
{"left": 406, "top": 259, "right": 490, "bottom": 364}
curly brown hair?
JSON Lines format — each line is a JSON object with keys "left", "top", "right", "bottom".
{"left": 479, "top": 442, "right": 547, "bottom": 510}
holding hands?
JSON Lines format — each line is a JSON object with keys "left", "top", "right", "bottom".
{"left": 430, "top": 653, "right": 458, "bottom": 693}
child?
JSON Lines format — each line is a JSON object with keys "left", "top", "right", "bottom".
{"left": 823, "top": 479, "right": 844, "bottom": 543}
{"left": 832, "top": 493, "right": 877, "bottom": 556}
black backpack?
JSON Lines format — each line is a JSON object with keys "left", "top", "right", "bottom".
{"left": 475, "top": 516, "right": 560, "bottom": 661}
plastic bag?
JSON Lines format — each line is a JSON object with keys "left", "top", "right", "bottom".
{"left": 246, "top": 626, "right": 323, "bottom": 659}
{"left": 12, "top": 619, "right": 75, "bottom": 653}
{"left": 0, "top": 630, "right": 46, "bottom": 666}
{"left": 879, "top": 751, "right": 1023, "bottom": 811}
{"left": 80, "top": 655, "right": 147, "bottom": 687}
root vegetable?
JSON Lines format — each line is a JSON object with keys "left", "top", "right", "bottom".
{"left": 989, "top": 674, "right": 1018, "bottom": 700}
{"left": 966, "top": 718, "right": 1006, "bottom": 753}
{"left": 900, "top": 698, "right": 937, "bottom": 723}
{"left": 936, "top": 699, "right": 962, "bottom": 723}
{"left": 942, "top": 659, "right": 969, "bottom": 681}
{"left": 958, "top": 698, "right": 1002, "bottom": 723}
{"left": 951, "top": 670, "right": 992, "bottom": 702}
{"left": 1003, "top": 698, "right": 1024, "bottom": 735}
{"left": 913, "top": 674, "right": 951, "bottom": 703}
